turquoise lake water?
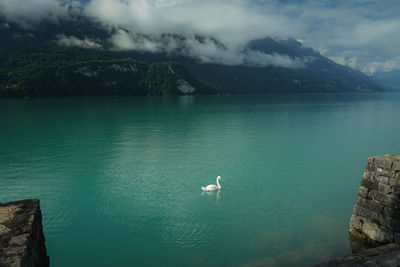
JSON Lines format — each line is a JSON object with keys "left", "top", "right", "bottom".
{"left": 1, "top": 93, "right": 400, "bottom": 266}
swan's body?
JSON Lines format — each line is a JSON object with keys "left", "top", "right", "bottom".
{"left": 201, "top": 176, "right": 222, "bottom": 191}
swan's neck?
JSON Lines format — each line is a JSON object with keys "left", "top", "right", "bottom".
{"left": 216, "top": 178, "right": 221, "bottom": 189}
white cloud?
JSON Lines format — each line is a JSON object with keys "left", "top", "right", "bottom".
{"left": 285, "top": 1, "right": 400, "bottom": 73}
{"left": 84, "top": 0, "right": 311, "bottom": 68}
{"left": 110, "top": 30, "right": 161, "bottom": 52}
{"left": 361, "top": 57, "right": 400, "bottom": 75}
{"left": 1, "top": 0, "right": 400, "bottom": 73}
{"left": 84, "top": 0, "right": 300, "bottom": 45}
{"left": 329, "top": 51, "right": 360, "bottom": 70}
{"left": 109, "top": 29, "right": 310, "bottom": 68}
{"left": 83, "top": 0, "right": 400, "bottom": 72}
{"left": 56, "top": 34, "right": 102, "bottom": 49}
{"left": 330, "top": 52, "right": 400, "bottom": 75}
{"left": 0, "top": 0, "right": 72, "bottom": 28}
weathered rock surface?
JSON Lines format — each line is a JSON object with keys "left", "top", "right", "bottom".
{"left": 0, "top": 199, "right": 49, "bottom": 267}
{"left": 315, "top": 243, "right": 400, "bottom": 266}
{"left": 349, "top": 154, "right": 400, "bottom": 246}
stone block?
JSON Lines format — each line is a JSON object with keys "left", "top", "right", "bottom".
{"left": 385, "top": 216, "right": 400, "bottom": 232}
{"left": 364, "top": 164, "right": 377, "bottom": 180}
{"left": 378, "top": 214, "right": 386, "bottom": 226}
{"left": 377, "top": 168, "right": 396, "bottom": 179}
{"left": 393, "top": 160, "right": 400, "bottom": 171}
{"left": 378, "top": 183, "right": 392, "bottom": 195}
{"left": 9, "top": 233, "right": 29, "bottom": 246}
{"left": 353, "top": 205, "right": 364, "bottom": 217}
{"left": 367, "top": 157, "right": 375, "bottom": 165}
{"left": 387, "top": 196, "right": 400, "bottom": 209}
{"left": 369, "top": 190, "right": 389, "bottom": 204}
{"left": 361, "top": 179, "right": 378, "bottom": 191}
{"left": 316, "top": 243, "right": 400, "bottom": 266}
{"left": 389, "top": 178, "right": 400, "bottom": 186}
{"left": 350, "top": 215, "right": 363, "bottom": 230}
{"left": 394, "top": 232, "right": 400, "bottom": 243}
{"left": 391, "top": 186, "right": 400, "bottom": 198}
{"left": 356, "top": 197, "right": 383, "bottom": 214}
{"left": 361, "top": 220, "right": 393, "bottom": 243}
{"left": 376, "top": 176, "right": 389, "bottom": 185}
{"left": 368, "top": 190, "right": 400, "bottom": 209}
{"left": 354, "top": 205, "right": 379, "bottom": 222}
{"left": 396, "top": 172, "right": 400, "bottom": 180}
{"left": 358, "top": 186, "right": 369, "bottom": 199}
{"left": 353, "top": 204, "right": 361, "bottom": 215}
{"left": 375, "top": 156, "right": 393, "bottom": 169}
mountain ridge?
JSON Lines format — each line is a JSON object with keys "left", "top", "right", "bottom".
{"left": 0, "top": 17, "right": 383, "bottom": 97}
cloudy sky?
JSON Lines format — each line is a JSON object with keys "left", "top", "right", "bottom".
{"left": 1, "top": 0, "right": 399, "bottom": 74}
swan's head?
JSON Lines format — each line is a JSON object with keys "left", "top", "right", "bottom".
{"left": 217, "top": 176, "right": 222, "bottom": 180}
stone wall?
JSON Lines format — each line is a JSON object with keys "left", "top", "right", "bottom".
{"left": 350, "top": 154, "right": 400, "bottom": 245}
{"left": 315, "top": 243, "right": 400, "bottom": 266}
{"left": 0, "top": 199, "right": 49, "bottom": 267}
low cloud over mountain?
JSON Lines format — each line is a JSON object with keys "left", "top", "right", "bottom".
{"left": 1, "top": 0, "right": 399, "bottom": 74}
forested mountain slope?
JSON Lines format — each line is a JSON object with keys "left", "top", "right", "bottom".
{"left": 0, "top": 17, "right": 382, "bottom": 97}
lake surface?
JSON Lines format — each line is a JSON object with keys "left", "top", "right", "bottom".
{"left": 1, "top": 93, "right": 400, "bottom": 266}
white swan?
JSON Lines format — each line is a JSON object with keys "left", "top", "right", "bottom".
{"left": 201, "top": 176, "right": 222, "bottom": 191}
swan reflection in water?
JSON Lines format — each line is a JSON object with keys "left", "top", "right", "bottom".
{"left": 201, "top": 176, "right": 223, "bottom": 203}
{"left": 201, "top": 189, "right": 221, "bottom": 202}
